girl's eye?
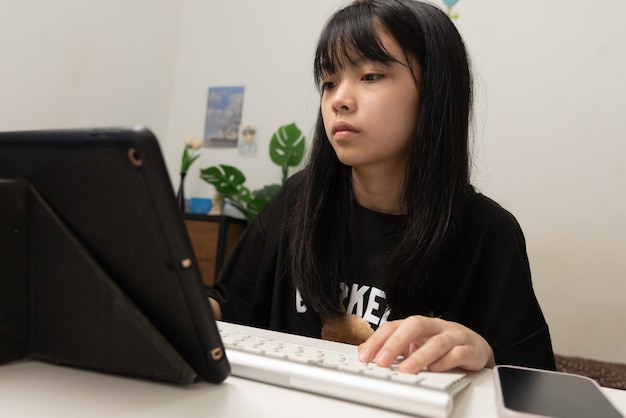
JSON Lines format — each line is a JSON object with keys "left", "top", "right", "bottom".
{"left": 321, "top": 81, "right": 336, "bottom": 91}
{"left": 362, "top": 73, "right": 383, "bottom": 82}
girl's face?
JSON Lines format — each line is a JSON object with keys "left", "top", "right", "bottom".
{"left": 320, "top": 29, "right": 420, "bottom": 174}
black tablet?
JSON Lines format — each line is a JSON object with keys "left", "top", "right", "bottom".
{"left": 0, "top": 126, "right": 230, "bottom": 384}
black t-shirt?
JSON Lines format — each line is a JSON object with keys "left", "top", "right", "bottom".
{"left": 208, "top": 172, "right": 556, "bottom": 370}
{"left": 342, "top": 204, "right": 403, "bottom": 328}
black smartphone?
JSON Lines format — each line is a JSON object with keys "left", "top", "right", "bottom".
{"left": 493, "top": 365, "right": 623, "bottom": 417}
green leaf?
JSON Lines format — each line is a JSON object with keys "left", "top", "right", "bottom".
{"left": 198, "top": 122, "right": 305, "bottom": 223}
{"left": 223, "top": 196, "right": 255, "bottom": 222}
{"left": 247, "top": 184, "right": 282, "bottom": 218}
{"left": 253, "top": 184, "right": 281, "bottom": 200}
{"left": 247, "top": 196, "right": 271, "bottom": 216}
{"left": 233, "top": 183, "right": 252, "bottom": 204}
{"left": 269, "top": 123, "right": 306, "bottom": 168}
{"left": 199, "top": 164, "right": 246, "bottom": 196}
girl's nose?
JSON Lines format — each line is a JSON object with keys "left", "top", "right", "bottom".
{"left": 331, "top": 83, "right": 357, "bottom": 113}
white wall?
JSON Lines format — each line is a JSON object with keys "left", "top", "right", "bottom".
{"left": 164, "top": 0, "right": 345, "bottom": 198}
{"left": 2, "top": 0, "right": 625, "bottom": 363}
{"left": 456, "top": 0, "right": 626, "bottom": 363}
{"left": 0, "top": 0, "right": 182, "bottom": 142}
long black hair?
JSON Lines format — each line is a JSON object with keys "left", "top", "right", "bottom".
{"left": 285, "top": 0, "right": 474, "bottom": 319}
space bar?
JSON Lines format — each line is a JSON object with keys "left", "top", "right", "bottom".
{"left": 225, "top": 349, "right": 452, "bottom": 418}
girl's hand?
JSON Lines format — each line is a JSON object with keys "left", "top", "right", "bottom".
{"left": 357, "top": 316, "right": 495, "bottom": 373}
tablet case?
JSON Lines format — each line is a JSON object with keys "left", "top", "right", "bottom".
{"left": 0, "top": 127, "right": 230, "bottom": 384}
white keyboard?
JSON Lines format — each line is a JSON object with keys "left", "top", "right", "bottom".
{"left": 217, "top": 321, "right": 471, "bottom": 418}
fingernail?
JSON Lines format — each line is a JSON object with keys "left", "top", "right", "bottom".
{"left": 359, "top": 347, "right": 373, "bottom": 362}
{"left": 399, "top": 357, "right": 419, "bottom": 374}
{"left": 374, "top": 349, "right": 393, "bottom": 366}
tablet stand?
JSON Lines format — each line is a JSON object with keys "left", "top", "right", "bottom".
{"left": 0, "top": 180, "right": 197, "bottom": 383}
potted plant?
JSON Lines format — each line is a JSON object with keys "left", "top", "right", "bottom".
{"left": 199, "top": 122, "right": 306, "bottom": 223}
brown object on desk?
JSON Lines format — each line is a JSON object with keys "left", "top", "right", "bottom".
{"left": 555, "top": 353, "right": 626, "bottom": 390}
{"left": 184, "top": 214, "right": 246, "bottom": 287}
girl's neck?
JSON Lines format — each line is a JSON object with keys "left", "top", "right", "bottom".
{"left": 351, "top": 166, "right": 405, "bottom": 215}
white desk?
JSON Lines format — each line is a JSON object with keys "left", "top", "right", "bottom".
{"left": 1, "top": 361, "right": 625, "bottom": 417}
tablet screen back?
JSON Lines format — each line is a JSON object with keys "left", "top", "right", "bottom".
{"left": 0, "top": 126, "right": 230, "bottom": 384}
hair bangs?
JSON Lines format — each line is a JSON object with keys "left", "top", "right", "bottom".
{"left": 314, "top": 6, "right": 397, "bottom": 89}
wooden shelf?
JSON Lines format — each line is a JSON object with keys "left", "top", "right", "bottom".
{"left": 183, "top": 214, "right": 246, "bottom": 287}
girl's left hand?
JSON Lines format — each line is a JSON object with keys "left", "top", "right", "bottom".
{"left": 357, "top": 316, "right": 495, "bottom": 373}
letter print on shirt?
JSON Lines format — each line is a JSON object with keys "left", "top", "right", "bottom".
{"left": 294, "top": 283, "right": 390, "bottom": 329}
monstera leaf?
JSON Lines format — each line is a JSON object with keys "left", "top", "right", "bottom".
{"left": 200, "top": 164, "right": 258, "bottom": 221}
{"left": 199, "top": 122, "right": 306, "bottom": 222}
{"left": 200, "top": 165, "right": 246, "bottom": 196}
{"left": 269, "top": 123, "right": 306, "bottom": 183}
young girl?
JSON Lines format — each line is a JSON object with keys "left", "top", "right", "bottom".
{"left": 207, "top": 0, "right": 556, "bottom": 373}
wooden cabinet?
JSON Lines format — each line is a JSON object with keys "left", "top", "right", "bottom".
{"left": 183, "top": 214, "right": 246, "bottom": 287}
